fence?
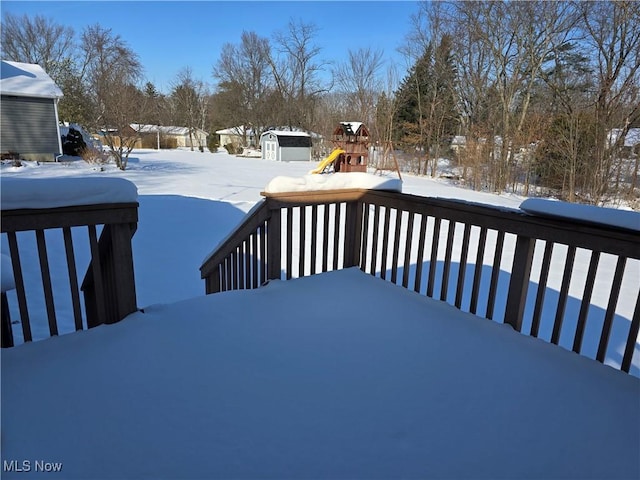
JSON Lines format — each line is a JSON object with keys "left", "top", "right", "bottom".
{"left": 1, "top": 202, "right": 138, "bottom": 347}
{"left": 201, "top": 189, "right": 640, "bottom": 374}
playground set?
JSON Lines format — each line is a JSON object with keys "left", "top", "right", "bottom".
{"left": 311, "top": 122, "right": 370, "bottom": 174}
{"left": 311, "top": 122, "right": 402, "bottom": 179}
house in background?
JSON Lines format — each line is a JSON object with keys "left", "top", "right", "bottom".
{"left": 215, "top": 126, "right": 257, "bottom": 149}
{"left": 260, "top": 130, "right": 312, "bottom": 162}
{"left": 0, "top": 60, "right": 63, "bottom": 161}
{"left": 130, "top": 124, "right": 208, "bottom": 149}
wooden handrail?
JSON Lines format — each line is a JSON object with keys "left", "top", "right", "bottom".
{"left": 1, "top": 202, "right": 138, "bottom": 346}
{"left": 200, "top": 189, "right": 639, "bottom": 374}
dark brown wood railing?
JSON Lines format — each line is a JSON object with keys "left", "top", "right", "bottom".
{"left": 201, "top": 189, "right": 639, "bottom": 374}
{"left": 1, "top": 202, "right": 138, "bottom": 347}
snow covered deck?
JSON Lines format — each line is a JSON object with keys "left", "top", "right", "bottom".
{"left": 2, "top": 268, "right": 638, "bottom": 479}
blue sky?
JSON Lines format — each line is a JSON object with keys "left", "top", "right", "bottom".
{"left": 3, "top": 1, "right": 420, "bottom": 93}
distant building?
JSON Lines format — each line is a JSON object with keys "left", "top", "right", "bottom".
{"left": 0, "top": 60, "right": 63, "bottom": 161}
{"left": 130, "top": 124, "right": 208, "bottom": 149}
{"left": 260, "top": 130, "right": 312, "bottom": 162}
{"left": 216, "top": 126, "right": 257, "bottom": 149}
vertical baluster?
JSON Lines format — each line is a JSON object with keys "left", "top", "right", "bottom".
{"left": 486, "top": 230, "right": 505, "bottom": 320}
{"left": 311, "top": 206, "right": 318, "bottom": 275}
{"left": 225, "top": 255, "right": 232, "bottom": 291}
{"left": 440, "top": 221, "right": 456, "bottom": 302}
{"left": 402, "top": 212, "right": 415, "bottom": 288}
{"left": 455, "top": 223, "right": 472, "bottom": 309}
{"left": 427, "top": 218, "right": 441, "bottom": 298}
{"left": 259, "top": 223, "right": 267, "bottom": 285}
{"left": 596, "top": 256, "right": 627, "bottom": 363}
{"left": 413, "top": 215, "right": 428, "bottom": 293}
{"left": 7, "top": 232, "right": 31, "bottom": 342}
{"left": 322, "top": 204, "right": 330, "bottom": 272}
{"left": 530, "top": 241, "right": 554, "bottom": 337}
{"left": 244, "top": 238, "right": 251, "bottom": 288}
{"left": 35, "top": 230, "right": 58, "bottom": 336}
{"left": 573, "top": 251, "right": 600, "bottom": 353}
{"left": 251, "top": 232, "right": 259, "bottom": 289}
{"left": 370, "top": 204, "right": 380, "bottom": 275}
{"left": 360, "top": 203, "right": 370, "bottom": 272}
{"left": 380, "top": 207, "right": 391, "bottom": 280}
{"left": 470, "top": 227, "right": 487, "bottom": 315}
{"left": 551, "top": 246, "right": 577, "bottom": 344}
{"left": 286, "top": 208, "right": 293, "bottom": 280}
{"left": 299, "top": 206, "right": 306, "bottom": 277}
{"left": 62, "top": 227, "right": 83, "bottom": 330}
{"left": 390, "top": 210, "right": 403, "bottom": 284}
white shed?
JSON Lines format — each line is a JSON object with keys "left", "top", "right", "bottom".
{"left": 260, "top": 130, "right": 312, "bottom": 162}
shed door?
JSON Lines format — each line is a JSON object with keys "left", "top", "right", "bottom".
{"left": 265, "top": 141, "right": 277, "bottom": 160}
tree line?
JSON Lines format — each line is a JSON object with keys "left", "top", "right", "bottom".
{"left": 2, "top": 1, "right": 639, "bottom": 205}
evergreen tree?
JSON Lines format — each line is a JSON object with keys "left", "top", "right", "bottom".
{"left": 393, "top": 35, "right": 459, "bottom": 175}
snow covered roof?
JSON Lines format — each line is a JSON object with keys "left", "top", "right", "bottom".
{"left": 215, "top": 125, "right": 256, "bottom": 136}
{"left": 130, "top": 124, "right": 207, "bottom": 136}
{"left": 261, "top": 130, "right": 311, "bottom": 138}
{"left": 340, "top": 121, "right": 363, "bottom": 134}
{"left": 0, "top": 60, "right": 63, "bottom": 99}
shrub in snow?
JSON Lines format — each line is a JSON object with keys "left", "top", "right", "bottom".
{"left": 81, "top": 146, "right": 111, "bottom": 165}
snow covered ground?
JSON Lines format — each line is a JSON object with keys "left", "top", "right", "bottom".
{"left": 1, "top": 148, "right": 639, "bottom": 478}
{"left": 2, "top": 268, "right": 638, "bottom": 479}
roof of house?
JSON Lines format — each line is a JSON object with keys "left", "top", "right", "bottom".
{"left": 215, "top": 126, "right": 256, "bottom": 136}
{"left": 130, "top": 124, "right": 208, "bottom": 136}
{"left": 0, "top": 60, "right": 63, "bottom": 99}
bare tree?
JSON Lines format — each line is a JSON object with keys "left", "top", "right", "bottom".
{"left": 81, "top": 24, "right": 143, "bottom": 170}
{"left": 1, "top": 13, "right": 75, "bottom": 80}
{"left": 171, "top": 67, "right": 210, "bottom": 150}
{"left": 333, "top": 47, "right": 384, "bottom": 129}
{"left": 0, "top": 13, "right": 89, "bottom": 124}
{"left": 214, "top": 31, "right": 273, "bottom": 143}
{"left": 579, "top": 0, "right": 640, "bottom": 202}
{"left": 268, "top": 19, "right": 328, "bottom": 130}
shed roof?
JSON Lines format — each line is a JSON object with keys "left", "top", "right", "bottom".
{"left": 262, "top": 130, "right": 311, "bottom": 138}
{"left": 0, "top": 60, "right": 63, "bottom": 99}
{"left": 261, "top": 130, "right": 312, "bottom": 148}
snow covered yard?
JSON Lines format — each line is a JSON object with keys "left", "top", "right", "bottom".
{"left": 1, "top": 148, "right": 639, "bottom": 478}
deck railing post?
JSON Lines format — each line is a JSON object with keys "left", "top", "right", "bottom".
{"left": 108, "top": 222, "right": 138, "bottom": 322}
{"left": 504, "top": 235, "right": 535, "bottom": 332}
{"left": 267, "top": 203, "right": 282, "bottom": 280}
{"left": 344, "top": 200, "right": 364, "bottom": 268}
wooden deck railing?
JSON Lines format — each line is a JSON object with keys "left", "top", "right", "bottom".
{"left": 1, "top": 202, "right": 138, "bottom": 347}
{"left": 201, "top": 189, "right": 640, "bottom": 374}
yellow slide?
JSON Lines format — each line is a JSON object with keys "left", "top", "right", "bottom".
{"left": 310, "top": 149, "right": 345, "bottom": 174}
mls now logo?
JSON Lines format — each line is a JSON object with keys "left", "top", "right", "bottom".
{"left": 3, "top": 459, "right": 63, "bottom": 472}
